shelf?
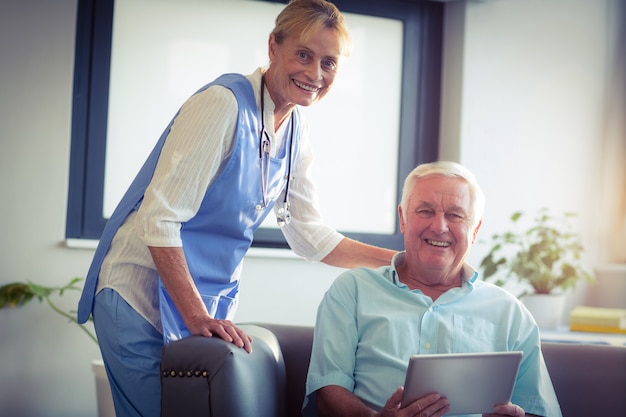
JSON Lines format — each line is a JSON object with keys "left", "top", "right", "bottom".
{"left": 540, "top": 326, "right": 626, "bottom": 347}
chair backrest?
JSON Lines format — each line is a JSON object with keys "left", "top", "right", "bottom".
{"left": 254, "top": 323, "right": 314, "bottom": 417}
{"left": 541, "top": 342, "right": 626, "bottom": 417}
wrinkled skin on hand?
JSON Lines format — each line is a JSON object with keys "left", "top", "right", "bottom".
{"left": 187, "top": 316, "right": 253, "bottom": 353}
{"left": 483, "top": 402, "right": 526, "bottom": 417}
{"left": 378, "top": 389, "right": 526, "bottom": 417}
{"left": 377, "top": 387, "right": 450, "bottom": 417}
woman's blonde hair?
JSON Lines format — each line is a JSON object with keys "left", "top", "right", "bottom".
{"left": 271, "top": 0, "right": 352, "bottom": 56}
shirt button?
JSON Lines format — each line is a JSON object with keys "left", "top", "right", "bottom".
{"left": 425, "top": 343, "right": 431, "bottom": 349}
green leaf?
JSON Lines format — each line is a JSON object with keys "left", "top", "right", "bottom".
{"left": 0, "top": 278, "right": 98, "bottom": 344}
{"left": 0, "top": 283, "right": 38, "bottom": 308}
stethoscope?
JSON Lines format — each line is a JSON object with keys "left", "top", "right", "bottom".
{"left": 257, "top": 75, "right": 294, "bottom": 227}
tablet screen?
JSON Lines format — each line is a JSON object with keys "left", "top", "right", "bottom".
{"left": 402, "top": 351, "right": 523, "bottom": 415}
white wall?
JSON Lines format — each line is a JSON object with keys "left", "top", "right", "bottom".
{"left": 0, "top": 2, "right": 97, "bottom": 416}
{"left": 441, "top": 0, "right": 618, "bottom": 309}
{"left": 0, "top": 0, "right": 619, "bottom": 416}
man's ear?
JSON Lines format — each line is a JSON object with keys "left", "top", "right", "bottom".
{"left": 471, "top": 218, "right": 483, "bottom": 244}
{"left": 398, "top": 205, "right": 406, "bottom": 234}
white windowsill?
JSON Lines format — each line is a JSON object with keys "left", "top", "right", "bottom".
{"left": 64, "top": 238, "right": 299, "bottom": 259}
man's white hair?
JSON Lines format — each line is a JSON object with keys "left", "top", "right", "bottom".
{"left": 400, "top": 161, "right": 486, "bottom": 228}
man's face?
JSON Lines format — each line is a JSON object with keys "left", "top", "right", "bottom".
{"left": 399, "top": 175, "right": 481, "bottom": 280}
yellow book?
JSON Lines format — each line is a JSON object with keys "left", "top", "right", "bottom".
{"left": 569, "top": 306, "right": 626, "bottom": 329}
{"left": 569, "top": 323, "right": 626, "bottom": 335}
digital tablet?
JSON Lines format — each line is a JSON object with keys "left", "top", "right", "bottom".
{"left": 402, "top": 351, "right": 523, "bottom": 415}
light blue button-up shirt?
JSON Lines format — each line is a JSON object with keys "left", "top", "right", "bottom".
{"left": 304, "top": 252, "right": 562, "bottom": 417}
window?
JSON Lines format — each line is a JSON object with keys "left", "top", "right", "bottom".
{"left": 66, "top": 0, "right": 443, "bottom": 250}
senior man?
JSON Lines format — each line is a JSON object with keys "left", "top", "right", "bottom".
{"left": 303, "top": 161, "right": 561, "bottom": 417}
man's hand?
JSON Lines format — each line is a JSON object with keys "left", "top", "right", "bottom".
{"left": 317, "top": 385, "right": 450, "bottom": 417}
{"left": 186, "top": 315, "right": 253, "bottom": 353}
{"left": 483, "top": 402, "right": 526, "bottom": 417}
{"left": 378, "top": 387, "right": 450, "bottom": 417}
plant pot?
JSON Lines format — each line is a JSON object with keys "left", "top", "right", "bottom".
{"left": 521, "top": 293, "right": 566, "bottom": 329}
{"left": 92, "top": 359, "right": 115, "bottom": 417}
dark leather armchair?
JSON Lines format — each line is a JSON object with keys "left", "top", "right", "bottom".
{"left": 160, "top": 323, "right": 626, "bottom": 417}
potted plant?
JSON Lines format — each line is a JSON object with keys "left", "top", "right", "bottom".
{"left": 0, "top": 277, "right": 97, "bottom": 341}
{"left": 0, "top": 278, "right": 114, "bottom": 417}
{"left": 479, "top": 208, "right": 595, "bottom": 328}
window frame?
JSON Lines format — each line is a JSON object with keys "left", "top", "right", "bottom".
{"left": 66, "top": 0, "right": 443, "bottom": 250}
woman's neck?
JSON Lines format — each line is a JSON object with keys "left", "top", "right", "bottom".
{"left": 262, "top": 72, "right": 295, "bottom": 131}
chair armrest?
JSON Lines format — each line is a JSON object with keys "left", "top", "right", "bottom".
{"left": 160, "top": 324, "right": 286, "bottom": 417}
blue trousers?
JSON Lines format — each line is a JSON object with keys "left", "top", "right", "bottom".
{"left": 93, "top": 288, "right": 163, "bottom": 417}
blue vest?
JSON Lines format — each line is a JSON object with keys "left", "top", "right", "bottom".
{"left": 77, "top": 74, "right": 300, "bottom": 343}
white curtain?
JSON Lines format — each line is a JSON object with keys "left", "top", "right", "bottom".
{"left": 598, "top": 0, "right": 626, "bottom": 263}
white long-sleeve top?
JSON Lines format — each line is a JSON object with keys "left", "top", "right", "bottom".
{"left": 96, "top": 68, "right": 343, "bottom": 331}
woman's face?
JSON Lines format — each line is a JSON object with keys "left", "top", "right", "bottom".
{"left": 266, "top": 27, "right": 343, "bottom": 110}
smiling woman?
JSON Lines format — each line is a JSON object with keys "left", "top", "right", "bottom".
{"left": 66, "top": 0, "right": 444, "bottom": 249}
